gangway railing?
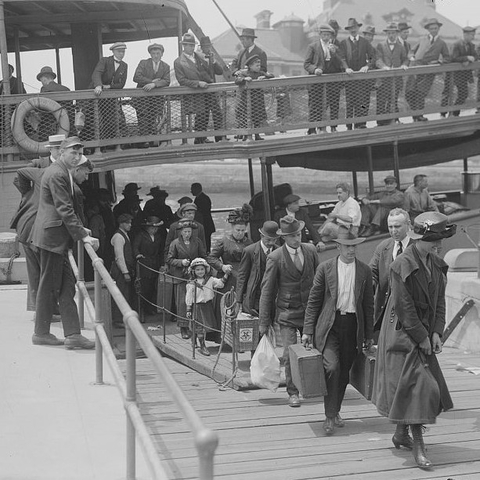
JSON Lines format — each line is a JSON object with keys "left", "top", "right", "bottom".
{"left": 67, "top": 242, "right": 219, "bottom": 480}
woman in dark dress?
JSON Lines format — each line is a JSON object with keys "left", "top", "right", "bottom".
{"left": 372, "top": 212, "right": 456, "bottom": 470}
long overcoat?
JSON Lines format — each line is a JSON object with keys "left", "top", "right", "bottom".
{"left": 372, "top": 244, "right": 453, "bottom": 424}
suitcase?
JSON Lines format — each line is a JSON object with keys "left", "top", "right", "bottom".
{"left": 288, "top": 344, "right": 328, "bottom": 398}
{"left": 349, "top": 349, "right": 376, "bottom": 400}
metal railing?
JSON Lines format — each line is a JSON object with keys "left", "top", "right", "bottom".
{"left": 68, "top": 242, "right": 218, "bottom": 480}
{"left": 2, "top": 62, "right": 480, "bottom": 158}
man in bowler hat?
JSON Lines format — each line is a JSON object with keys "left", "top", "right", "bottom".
{"left": 259, "top": 216, "right": 320, "bottom": 408}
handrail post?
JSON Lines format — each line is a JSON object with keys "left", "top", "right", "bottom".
{"left": 77, "top": 241, "right": 85, "bottom": 329}
{"left": 191, "top": 281, "right": 197, "bottom": 359}
{"left": 126, "top": 314, "right": 137, "bottom": 480}
{"left": 162, "top": 270, "right": 166, "bottom": 343}
{"left": 195, "top": 429, "right": 219, "bottom": 480}
{"left": 94, "top": 259, "right": 104, "bottom": 385}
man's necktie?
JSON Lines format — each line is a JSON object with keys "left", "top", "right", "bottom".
{"left": 293, "top": 249, "right": 303, "bottom": 272}
{"left": 396, "top": 241, "right": 403, "bottom": 258}
{"left": 430, "top": 36, "right": 435, "bottom": 45}
{"left": 266, "top": 247, "right": 272, "bottom": 256}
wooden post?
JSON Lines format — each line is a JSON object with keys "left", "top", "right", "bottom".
{"left": 260, "top": 157, "right": 272, "bottom": 221}
{"left": 13, "top": 26, "right": 22, "bottom": 91}
{"left": 366, "top": 146, "right": 374, "bottom": 195}
{"left": 463, "top": 157, "right": 469, "bottom": 194}
{"left": 248, "top": 158, "right": 255, "bottom": 198}
{"left": 55, "top": 46, "right": 62, "bottom": 85}
{"left": 266, "top": 159, "right": 274, "bottom": 218}
{"left": 352, "top": 171, "right": 358, "bottom": 199}
{"left": 393, "top": 140, "right": 400, "bottom": 186}
{"left": 177, "top": 10, "right": 183, "bottom": 56}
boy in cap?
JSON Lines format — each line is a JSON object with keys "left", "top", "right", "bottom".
{"left": 234, "top": 54, "right": 274, "bottom": 140}
{"left": 133, "top": 43, "right": 170, "bottom": 147}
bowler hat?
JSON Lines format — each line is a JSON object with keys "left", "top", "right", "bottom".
{"left": 424, "top": 18, "right": 443, "bottom": 29}
{"left": 178, "top": 203, "right": 197, "bottom": 216}
{"left": 328, "top": 19, "right": 340, "bottom": 32}
{"left": 362, "top": 25, "right": 376, "bottom": 35}
{"left": 110, "top": 42, "right": 127, "bottom": 51}
{"left": 259, "top": 221, "right": 280, "bottom": 239}
{"left": 180, "top": 33, "right": 196, "bottom": 45}
{"left": 245, "top": 54, "right": 261, "bottom": 67}
{"left": 61, "top": 136, "right": 83, "bottom": 150}
{"left": 147, "top": 186, "right": 168, "bottom": 198}
{"left": 122, "top": 183, "right": 141, "bottom": 195}
{"left": 240, "top": 28, "right": 257, "bottom": 38}
{"left": 36, "top": 66, "right": 56, "bottom": 81}
{"left": 408, "top": 212, "right": 456, "bottom": 241}
{"left": 345, "top": 18, "right": 362, "bottom": 30}
{"left": 45, "top": 134, "right": 66, "bottom": 148}
{"left": 319, "top": 24, "right": 336, "bottom": 34}
{"left": 277, "top": 215, "right": 305, "bottom": 236}
{"left": 384, "top": 175, "right": 397, "bottom": 184}
{"left": 398, "top": 22, "right": 411, "bottom": 32}
{"left": 333, "top": 226, "right": 366, "bottom": 245}
{"left": 283, "top": 193, "right": 301, "bottom": 206}
{"left": 384, "top": 22, "right": 399, "bottom": 32}
{"left": 142, "top": 216, "right": 163, "bottom": 227}
{"left": 148, "top": 43, "right": 164, "bottom": 53}
{"left": 200, "top": 36, "right": 212, "bottom": 47}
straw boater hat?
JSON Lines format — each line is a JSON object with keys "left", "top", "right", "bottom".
{"left": 178, "top": 203, "right": 197, "bottom": 216}
{"left": 240, "top": 28, "right": 257, "bottom": 38}
{"left": 188, "top": 257, "right": 211, "bottom": 275}
{"left": 110, "top": 42, "right": 127, "bottom": 51}
{"left": 345, "top": 18, "right": 362, "bottom": 30}
{"left": 424, "top": 18, "right": 443, "bottom": 29}
{"left": 384, "top": 22, "right": 399, "bottom": 32}
{"left": 36, "top": 66, "right": 56, "bottom": 81}
{"left": 45, "top": 134, "right": 66, "bottom": 148}
{"left": 333, "top": 225, "right": 366, "bottom": 245}
{"left": 408, "top": 212, "right": 456, "bottom": 242}
{"left": 259, "top": 221, "right": 279, "bottom": 239}
{"left": 147, "top": 43, "right": 164, "bottom": 53}
{"left": 142, "top": 216, "right": 163, "bottom": 227}
{"left": 277, "top": 215, "right": 305, "bottom": 236}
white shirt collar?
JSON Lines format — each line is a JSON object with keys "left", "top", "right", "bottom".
{"left": 285, "top": 244, "right": 299, "bottom": 255}
{"left": 285, "top": 208, "right": 296, "bottom": 219}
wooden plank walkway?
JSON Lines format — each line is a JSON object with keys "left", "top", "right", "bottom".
{"left": 121, "top": 346, "right": 480, "bottom": 479}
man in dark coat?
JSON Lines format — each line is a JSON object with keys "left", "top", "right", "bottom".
{"left": 236, "top": 220, "right": 278, "bottom": 316}
{"left": 451, "top": 26, "right": 478, "bottom": 116}
{"left": 259, "top": 216, "right": 320, "bottom": 408}
{"left": 369, "top": 208, "right": 412, "bottom": 332}
{"left": 191, "top": 182, "right": 215, "bottom": 252}
{"left": 174, "top": 33, "right": 214, "bottom": 144}
{"left": 37, "top": 66, "right": 70, "bottom": 93}
{"left": 231, "top": 28, "right": 268, "bottom": 74}
{"left": 29, "top": 136, "right": 98, "bottom": 349}
{"left": 338, "top": 18, "right": 376, "bottom": 129}
{"left": 372, "top": 212, "right": 456, "bottom": 469}
{"left": 274, "top": 194, "right": 323, "bottom": 250}
{"left": 0, "top": 64, "right": 26, "bottom": 94}
{"left": 398, "top": 22, "right": 412, "bottom": 59}
{"left": 132, "top": 43, "right": 170, "bottom": 147}
{"left": 91, "top": 42, "right": 128, "bottom": 140}
{"left": 303, "top": 226, "right": 374, "bottom": 435}
{"left": 113, "top": 182, "right": 144, "bottom": 238}
{"left": 304, "top": 24, "right": 343, "bottom": 134}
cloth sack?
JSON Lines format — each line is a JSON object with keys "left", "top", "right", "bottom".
{"left": 250, "top": 331, "right": 281, "bottom": 391}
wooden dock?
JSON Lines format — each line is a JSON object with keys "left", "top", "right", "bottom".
{"left": 123, "top": 345, "right": 480, "bottom": 479}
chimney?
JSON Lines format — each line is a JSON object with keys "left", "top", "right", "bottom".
{"left": 255, "top": 10, "right": 273, "bottom": 29}
{"left": 273, "top": 14, "right": 306, "bottom": 55}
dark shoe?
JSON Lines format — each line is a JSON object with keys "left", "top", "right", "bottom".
{"left": 254, "top": 134, "right": 264, "bottom": 141}
{"left": 411, "top": 424, "right": 432, "bottom": 469}
{"left": 198, "top": 337, "right": 210, "bottom": 356}
{"left": 32, "top": 333, "right": 64, "bottom": 346}
{"left": 241, "top": 135, "right": 250, "bottom": 141}
{"left": 440, "top": 112, "right": 447, "bottom": 118}
{"left": 346, "top": 124, "right": 353, "bottom": 131}
{"left": 417, "top": 115, "right": 428, "bottom": 122}
{"left": 355, "top": 123, "right": 367, "bottom": 129}
{"left": 215, "top": 136, "right": 229, "bottom": 142}
{"left": 307, "top": 128, "right": 316, "bottom": 135}
{"left": 323, "top": 417, "right": 335, "bottom": 435}
{"left": 64, "top": 334, "right": 95, "bottom": 350}
{"left": 392, "top": 424, "right": 413, "bottom": 450}
{"left": 203, "top": 138, "right": 213, "bottom": 143}
{"left": 317, "top": 127, "right": 327, "bottom": 134}
{"left": 181, "top": 327, "right": 192, "bottom": 340}
{"left": 330, "top": 126, "right": 337, "bottom": 133}
{"left": 194, "top": 137, "right": 205, "bottom": 144}
{"left": 335, "top": 413, "right": 345, "bottom": 428}
{"left": 288, "top": 394, "right": 301, "bottom": 408}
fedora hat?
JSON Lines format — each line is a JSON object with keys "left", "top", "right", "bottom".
{"left": 398, "top": 22, "right": 411, "bottom": 32}
{"left": 45, "top": 134, "right": 66, "bottom": 148}
{"left": 147, "top": 186, "right": 168, "bottom": 198}
{"left": 110, "top": 42, "right": 127, "bottom": 51}
{"left": 259, "top": 221, "right": 279, "bottom": 239}
{"left": 333, "top": 226, "right": 366, "bottom": 245}
{"left": 408, "top": 212, "right": 456, "bottom": 242}
{"left": 277, "top": 215, "right": 305, "bottom": 236}
{"left": 424, "top": 18, "right": 443, "bottom": 29}
{"left": 362, "top": 25, "right": 376, "bottom": 35}
{"left": 240, "top": 28, "right": 257, "bottom": 38}
{"left": 328, "top": 19, "right": 340, "bottom": 32}
{"left": 142, "top": 216, "right": 163, "bottom": 227}
{"left": 148, "top": 43, "right": 164, "bottom": 53}
{"left": 200, "top": 36, "right": 212, "bottom": 47}
{"left": 319, "top": 24, "right": 336, "bottom": 34}
{"left": 345, "top": 18, "right": 362, "bottom": 30}
{"left": 178, "top": 203, "right": 197, "bottom": 216}
{"left": 36, "top": 66, "right": 56, "bottom": 81}
{"left": 180, "top": 33, "right": 196, "bottom": 45}
{"left": 122, "top": 183, "right": 141, "bottom": 195}
{"left": 384, "top": 22, "right": 399, "bottom": 32}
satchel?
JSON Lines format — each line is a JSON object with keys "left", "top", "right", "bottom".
{"left": 350, "top": 347, "right": 376, "bottom": 400}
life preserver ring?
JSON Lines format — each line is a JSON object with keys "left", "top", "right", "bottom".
{"left": 11, "top": 97, "right": 70, "bottom": 154}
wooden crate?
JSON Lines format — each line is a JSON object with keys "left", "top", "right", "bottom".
{"left": 222, "top": 312, "right": 259, "bottom": 353}
{"left": 289, "top": 344, "right": 327, "bottom": 398}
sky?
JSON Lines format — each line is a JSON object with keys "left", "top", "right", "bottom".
{"left": 5, "top": 0, "right": 480, "bottom": 92}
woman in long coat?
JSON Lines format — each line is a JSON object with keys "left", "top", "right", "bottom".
{"left": 372, "top": 212, "right": 456, "bottom": 469}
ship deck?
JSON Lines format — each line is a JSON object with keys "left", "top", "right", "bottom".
{"left": 3, "top": 284, "right": 480, "bottom": 479}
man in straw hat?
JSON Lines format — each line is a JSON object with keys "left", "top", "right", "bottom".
{"left": 133, "top": 43, "right": 170, "bottom": 148}
{"left": 338, "top": 18, "right": 376, "bottom": 130}
{"left": 304, "top": 24, "right": 343, "bottom": 134}
{"left": 231, "top": 28, "right": 268, "bottom": 75}
{"left": 405, "top": 18, "right": 450, "bottom": 122}
{"left": 375, "top": 22, "right": 409, "bottom": 126}
{"left": 372, "top": 212, "right": 456, "bottom": 469}
{"left": 236, "top": 220, "right": 279, "bottom": 317}
{"left": 174, "top": 33, "right": 215, "bottom": 144}
{"left": 259, "top": 215, "right": 320, "bottom": 408}
{"left": 303, "top": 226, "right": 374, "bottom": 435}
{"left": 30, "top": 136, "right": 99, "bottom": 349}
{"left": 27, "top": 134, "right": 65, "bottom": 168}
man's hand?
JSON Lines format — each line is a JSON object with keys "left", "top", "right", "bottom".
{"left": 143, "top": 83, "right": 155, "bottom": 91}
{"left": 401, "top": 65, "right": 409, "bottom": 70}
{"left": 94, "top": 86, "right": 103, "bottom": 96}
{"left": 364, "top": 338, "right": 375, "bottom": 351}
{"left": 359, "top": 66, "right": 369, "bottom": 73}
{"left": 182, "top": 259, "right": 190, "bottom": 267}
{"left": 222, "top": 264, "right": 233, "bottom": 274}
{"left": 123, "top": 273, "right": 131, "bottom": 283}
{"left": 431, "top": 332, "right": 442, "bottom": 354}
{"left": 83, "top": 235, "right": 100, "bottom": 251}
{"left": 467, "top": 55, "right": 475, "bottom": 63}
{"left": 361, "top": 198, "right": 370, "bottom": 205}
{"left": 419, "top": 336, "right": 432, "bottom": 356}
{"left": 314, "top": 68, "right": 323, "bottom": 76}
{"left": 198, "top": 81, "right": 208, "bottom": 89}
{"left": 345, "top": 68, "right": 354, "bottom": 75}
{"left": 316, "top": 241, "right": 326, "bottom": 252}
{"left": 301, "top": 334, "right": 312, "bottom": 348}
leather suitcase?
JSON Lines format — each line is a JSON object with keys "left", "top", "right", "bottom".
{"left": 349, "top": 349, "right": 376, "bottom": 400}
{"left": 288, "top": 344, "right": 328, "bottom": 398}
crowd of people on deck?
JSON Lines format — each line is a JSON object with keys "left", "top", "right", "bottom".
{"left": 3, "top": 16, "right": 479, "bottom": 146}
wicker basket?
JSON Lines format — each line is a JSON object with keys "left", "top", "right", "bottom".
{"left": 222, "top": 311, "right": 260, "bottom": 353}
{"left": 0, "top": 233, "right": 18, "bottom": 258}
